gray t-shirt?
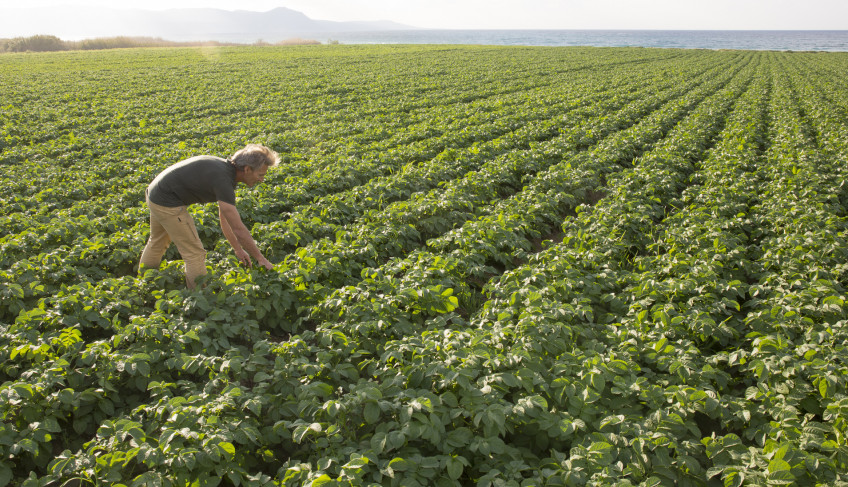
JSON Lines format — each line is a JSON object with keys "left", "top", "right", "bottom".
{"left": 147, "top": 156, "right": 237, "bottom": 207}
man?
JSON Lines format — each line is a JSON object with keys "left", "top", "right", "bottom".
{"left": 139, "top": 144, "right": 278, "bottom": 288}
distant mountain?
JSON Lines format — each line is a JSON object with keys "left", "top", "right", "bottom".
{"left": 0, "top": 6, "right": 415, "bottom": 41}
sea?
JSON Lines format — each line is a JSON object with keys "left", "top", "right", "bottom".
{"left": 253, "top": 30, "right": 848, "bottom": 52}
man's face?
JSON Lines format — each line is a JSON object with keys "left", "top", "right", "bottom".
{"left": 244, "top": 165, "right": 268, "bottom": 187}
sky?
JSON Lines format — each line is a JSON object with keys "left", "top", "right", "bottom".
{"left": 1, "top": 0, "right": 847, "bottom": 30}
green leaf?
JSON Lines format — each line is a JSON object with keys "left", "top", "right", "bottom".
{"left": 310, "top": 475, "right": 335, "bottom": 486}
{"left": 441, "top": 392, "right": 458, "bottom": 408}
{"left": 819, "top": 379, "right": 829, "bottom": 398}
{"left": 323, "top": 400, "right": 341, "bottom": 418}
{"left": 218, "top": 441, "right": 236, "bottom": 460}
{"left": 13, "top": 384, "right": 34, "bottom": 400}
{"left": 767, "top": 458, "right": 791, "bottom": 474}
{"left": 99, "top": 399, "right": 115, "bottom": 416}
{"left": 293, "top": 424, "right": 310, "bottom": 444}
{"left": 589, "top": 372, "right": 606, "bottom": 392}
{"left": 388, "top": 457, "right": 409, "bottom": 471}
{"left": 723, "top": 470, "right": 743, "bottom": 487}
{"left": 159, "top": 428, "right": 179, "bottom": 447}
{"left": 342, "top": 457, "right": 370, "bottom": 469}
{"left": 21, "top": 474, "right": 42, "bottom": 487}
{"left": 446, "top": 457, "right": 464, "bottom": 480}
{"left": 388, "top": 431, "right": 405, "bottom": 451}
{"left": 706, "top": 467, "right": 724, "bottom": 479}
{"left": 245, "top": 398, "right": 262, "bottom": 416}
{"left": 16, "top": 438, "right": 39, "bottom": 454}
{"left": 0, "top": 463, "right": 12, "bottom": 487}
{"left": 136, "top": 360, "right": 150, "bottom": 377}
{"left": 364, "top": 401, "right": 380, "bottom": 424}
{"left": 127, "top": 425, "right": 146, "bottom": 443}
{"left": 43, "top": 416, "right": 63, "bottom": 433}
{"left": 370, "top": 432, "right": 387, "bottom": 453}
{"left": 767, "top": 468, "right": 796, "bottom": 485}
{"left": 308, "top": 382, "right": 334, "bottom": 398}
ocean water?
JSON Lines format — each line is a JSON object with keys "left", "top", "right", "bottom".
{"left": 266, "top": 30, "right": 848, "bottom": 52}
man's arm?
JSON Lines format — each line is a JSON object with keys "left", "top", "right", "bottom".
{"left": 218, "top": 201, "right": 273, "bottom": 269}
{"left": 219, "top": 204, "right": 250, "bottom": 266}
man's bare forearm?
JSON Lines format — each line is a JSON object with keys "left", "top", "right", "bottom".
{"left": 232, "top": 224, "right": 266, "bottom": 261}
{"left": 219, "top": 202, "right": 270, "bottom": 264}
{"left": 219, "top": 209, "right": 242, "bottom": 251}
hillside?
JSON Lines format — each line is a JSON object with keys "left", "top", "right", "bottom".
{"left": 0, "top": 6, "right": 413, "bottom": 41}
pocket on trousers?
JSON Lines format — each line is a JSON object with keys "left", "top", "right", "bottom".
{"left": 177, "top": 209, "right": 202, "bottom": 241}
{"left": 176, "top": 206, "right": 189, "bottom": 223}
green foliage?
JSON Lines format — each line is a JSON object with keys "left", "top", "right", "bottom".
{"left": 0, "top": 35, "right": 296, "bottom": 53}
{"left": 1, "top": 45, "right": 848, "bottom": 486}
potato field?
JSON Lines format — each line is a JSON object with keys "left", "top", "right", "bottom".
{"left": 1, "top": 45, "right": 847, "bottom": 486}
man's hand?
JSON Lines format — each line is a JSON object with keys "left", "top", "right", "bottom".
{"left": 219, "top": 201, "right": 273, "bottom": 269}
{"left": 235, "top": 248, "right": 251, "bottom": 267}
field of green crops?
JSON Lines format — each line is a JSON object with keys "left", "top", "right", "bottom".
{"left": 1, "top": 44, "right": 848, "bottom": 486}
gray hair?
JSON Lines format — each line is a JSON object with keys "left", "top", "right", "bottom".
{"left": 230, "top": 144, "right": 280, "bottom": 170}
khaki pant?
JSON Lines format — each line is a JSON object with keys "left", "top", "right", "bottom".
{"left": 139, "top": 190, "right": 207, "bottom": 288}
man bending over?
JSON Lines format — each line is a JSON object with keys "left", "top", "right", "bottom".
{"left": 140, "top": 144, "right": 278, "bottom": 288}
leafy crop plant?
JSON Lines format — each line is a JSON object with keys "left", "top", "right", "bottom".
{"left": 0, "top": 45, "right": 847, "bottom": 486}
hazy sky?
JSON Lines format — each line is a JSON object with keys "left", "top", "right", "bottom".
{"left": 2, "top": 0, "right": 847, "bottom": 30}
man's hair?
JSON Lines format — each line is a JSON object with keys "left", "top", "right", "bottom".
{"left": 230, "top": 144, "right": 280, "bottom": 170}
